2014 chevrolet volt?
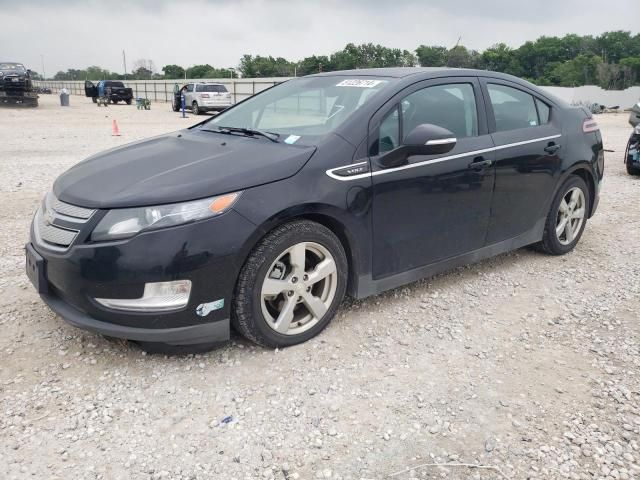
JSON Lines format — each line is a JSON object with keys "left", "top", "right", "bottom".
{"left": 26, "top": 68, "right": 604, "bottom": 351}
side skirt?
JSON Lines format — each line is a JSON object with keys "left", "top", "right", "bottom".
{"left": 355, "top": 218, "right": 545, "bottom": 299}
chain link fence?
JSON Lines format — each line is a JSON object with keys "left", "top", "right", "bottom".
{"left": 34, "top": 78, "right": 291, "bottom": 104}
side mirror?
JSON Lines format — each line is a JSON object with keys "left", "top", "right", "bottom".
{"left": 378, "top": 123, "right": 457, "bottom": 169}
{"left": 404, "top": 124, "right": 457, "bottom": 155}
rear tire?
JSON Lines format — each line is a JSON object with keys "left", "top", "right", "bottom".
{"left": 92, "top": 97, "right": 97, "bottom": 103}
{"left": 536, "top": 175, "right": 590, "bottom": 255}
{"left": 126, "top": 98, "right": 132, "bottom": 105}
{"left": 232, "top": 220, "right": 348, "bottom": 348}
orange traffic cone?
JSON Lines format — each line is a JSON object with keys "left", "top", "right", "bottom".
{"left": 111, "top": 119, "right": 121, "bottom": 136}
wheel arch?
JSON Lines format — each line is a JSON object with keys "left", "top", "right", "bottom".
{"left": 564, "top": 163, "right": 597, "bottom": 218}
{"left": 236, "top": 205, "right": 363, "bottom": 297}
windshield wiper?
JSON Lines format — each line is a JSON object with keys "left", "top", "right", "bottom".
{"left": 214, "top": 126, "right": 280, "bottom": 143}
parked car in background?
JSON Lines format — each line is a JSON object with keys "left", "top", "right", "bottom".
{"left": 172, "top": 82, "right": 233, "bottom": 114}
{"left": 0, "top": 62, "right": 38, "bottom": 107}
{"left": 625, "top": 102, "right": 640, "bottom": 175}
{"left": 84, "top": 80, "right": 133, "bottom": 104}
{"left": 27, "top": 68, "right": 604, "bottom": 353}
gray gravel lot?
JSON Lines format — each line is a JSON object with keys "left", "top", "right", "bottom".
{"left": 1, "top": 95, "right": 639, "bottom": 480}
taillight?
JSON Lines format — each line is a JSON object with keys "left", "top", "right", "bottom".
{"left": 583, "top": 119, "right": 599, "bottom": 133}
{"left": 201, "top": 93, "right": 210, "bottom": 98}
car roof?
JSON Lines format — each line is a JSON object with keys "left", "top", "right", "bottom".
{"left": 309, "top": 67, "right": 525, "bottom": 82}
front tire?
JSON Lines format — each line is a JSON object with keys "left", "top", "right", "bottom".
{"left": 537, "top": 175, "right": 590, "bottom": 255}
{"left": 626, "top": 162, "right": 640, "bottom": 175}
{"left": 125, "top": 98, "right": 132, "bottom": 105}
{"left": 233, "top": 220, "right": 348, "bottom": 348}
{"left": 625, "top": 141, "right": 640, "bottom": 175}
{"left": 192, "top": 101, "right": 200, "bottom": 115}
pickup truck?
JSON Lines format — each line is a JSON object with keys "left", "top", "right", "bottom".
{"left": 84, "top": 80, "right": 133, "bottom": 104}
{"left": 0, "top": 62, "right": 38, "bottom": 107}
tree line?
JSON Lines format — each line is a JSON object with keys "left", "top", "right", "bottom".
{"left": 48, "top": 30, "right": 640, "bottom": 89}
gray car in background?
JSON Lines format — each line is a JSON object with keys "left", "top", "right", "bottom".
{"left": 173, "top": 82, "right": 234, "bottom": 114}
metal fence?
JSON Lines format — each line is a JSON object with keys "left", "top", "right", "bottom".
{"left": 34, "top": 78, "right": 291, "bottom": 104}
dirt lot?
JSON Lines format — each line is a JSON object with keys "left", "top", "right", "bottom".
{"left": 1, "top": 94, "right": 639, "bottom": 480}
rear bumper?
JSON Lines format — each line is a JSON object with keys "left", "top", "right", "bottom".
{"left": 40, "top": 289, "right": 229, "bottom": 345}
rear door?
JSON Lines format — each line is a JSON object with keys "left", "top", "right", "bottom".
{"left": 84, "top": 80, "right": 97, "bottom": 98}
{"left": 479, "top": 79, "right": 563, "bottom": 244}
{"left": 183, "top": 83, "right": 195, "bottom": 104}
{"left": 370, "top": 77, "right": 496, "bottom": 279}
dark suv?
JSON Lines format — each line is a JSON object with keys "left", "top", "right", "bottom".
{"left": 26, "top": 68, "right": 604, "bottom": 352}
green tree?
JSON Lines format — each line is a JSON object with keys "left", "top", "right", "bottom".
{"left": 162, "top": 64, "right": 185, "bottom": 79}
{"left": 131, "top": 67, "right": 152, "bottom": 80}
{"left": 416, "top": 45, "right": 447, "bottom": 66}
{"left": 548, "top": 54, "right": 602, "bottom": 86}
{"left": 445, "top": 46, "right": 478, "bottom": 68}
{"left": 481, "top": 43, "right": 520, "bottom": 75}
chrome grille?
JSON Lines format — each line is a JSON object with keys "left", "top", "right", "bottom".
{"left": 52, "top": 197, "right": 95, "bottom": 219}
{"left": 33, "top": 193, "right": 96, "bottom": 250}
{"left": 36, "top": 211, "right": 78, "bottom": 247}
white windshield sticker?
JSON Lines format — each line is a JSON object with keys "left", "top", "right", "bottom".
{"left": 336, "top": 79, "right": 384, "bottom": 88}
{"left": 284, "top": 135, "right": 301, "bottom": 144}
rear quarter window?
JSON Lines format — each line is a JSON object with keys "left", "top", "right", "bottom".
{"left": 535, "top": 98, "right": 551, "bottom": 124}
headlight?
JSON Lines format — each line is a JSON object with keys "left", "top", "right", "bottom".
{"left": 91, "top": 192, "right": 241, "bottom": 241}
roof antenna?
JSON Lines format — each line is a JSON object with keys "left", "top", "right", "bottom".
{"left": 453, "top": 36, "right": 462, "bottom": 48}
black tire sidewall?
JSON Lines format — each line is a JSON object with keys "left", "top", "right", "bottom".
{"left": 544, "top": 175, "right": 590, "bottom": 254}
{"left": 234, "top": 221, "right": 348, "bottom": 348}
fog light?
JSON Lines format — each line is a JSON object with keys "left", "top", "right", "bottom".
{"left": 94, "top": 280, "right": 191, "bottom": 312}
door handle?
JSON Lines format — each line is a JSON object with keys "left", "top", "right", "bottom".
{"left": 544, "top": 142, "right": 561, "bottom": 154}
{"left": 468, "top": 157, "right": 493, "bottom": 170}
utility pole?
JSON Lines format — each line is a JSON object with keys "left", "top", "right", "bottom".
{"left": 40, "top": 54, "right": 45, "bottom": 80}
{"left": 122, "top": 50, "right": 127, "bottom": 79}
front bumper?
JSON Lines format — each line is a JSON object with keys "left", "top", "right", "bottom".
{"left": 41, "top": 289, "right": 229, "bottom": 345}
{"left": 27, "top": 208, "right": 257, "bottom": 345}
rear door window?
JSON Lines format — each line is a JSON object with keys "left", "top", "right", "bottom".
{"left": 487, "top": 83, "right": 540, "bottom": 131}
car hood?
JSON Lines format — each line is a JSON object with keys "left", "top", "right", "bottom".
{"left": 54, "top": 129, "right": 316, "bottom": 209}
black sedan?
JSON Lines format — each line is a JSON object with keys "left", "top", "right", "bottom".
{"left": 26, "top": 68, "right": 604, "bottom": 351}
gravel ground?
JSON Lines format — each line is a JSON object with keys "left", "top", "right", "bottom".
{"left": 1, "top": 95, "right": 639, "bottom": 480}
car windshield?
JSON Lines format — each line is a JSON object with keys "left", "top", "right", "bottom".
{"left": 197, "top": 84, "right": 227, "bottom": 92}
{"left": 0, "top": 63, "right": 25, "bottom": 71}
{"left": 202, "top": 76, "right": 391, "bottom": 144}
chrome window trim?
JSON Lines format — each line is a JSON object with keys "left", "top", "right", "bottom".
{"left": 325, "top": 134, "right": 562, "bottom": 181}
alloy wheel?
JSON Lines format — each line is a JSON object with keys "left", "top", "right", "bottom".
{"left": 555, "top": 187, "right": 586, "bottom": 245}
{"left": 260, "top": 242, "right": 338, "bottom": 335}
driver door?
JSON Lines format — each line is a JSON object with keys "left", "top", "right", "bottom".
{"left": 84, "top": 80, "right": 97, "bottom": 98}
{"left": 370, "top": 77, "right": 496, "bottom": 279}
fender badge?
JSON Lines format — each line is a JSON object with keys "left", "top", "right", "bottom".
{"left": 196, "top": 299, "right": 224, "bottom": 317}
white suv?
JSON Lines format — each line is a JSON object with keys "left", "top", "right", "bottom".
{"left": 173, "top": 82, "right": 233, "bottom": 114}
